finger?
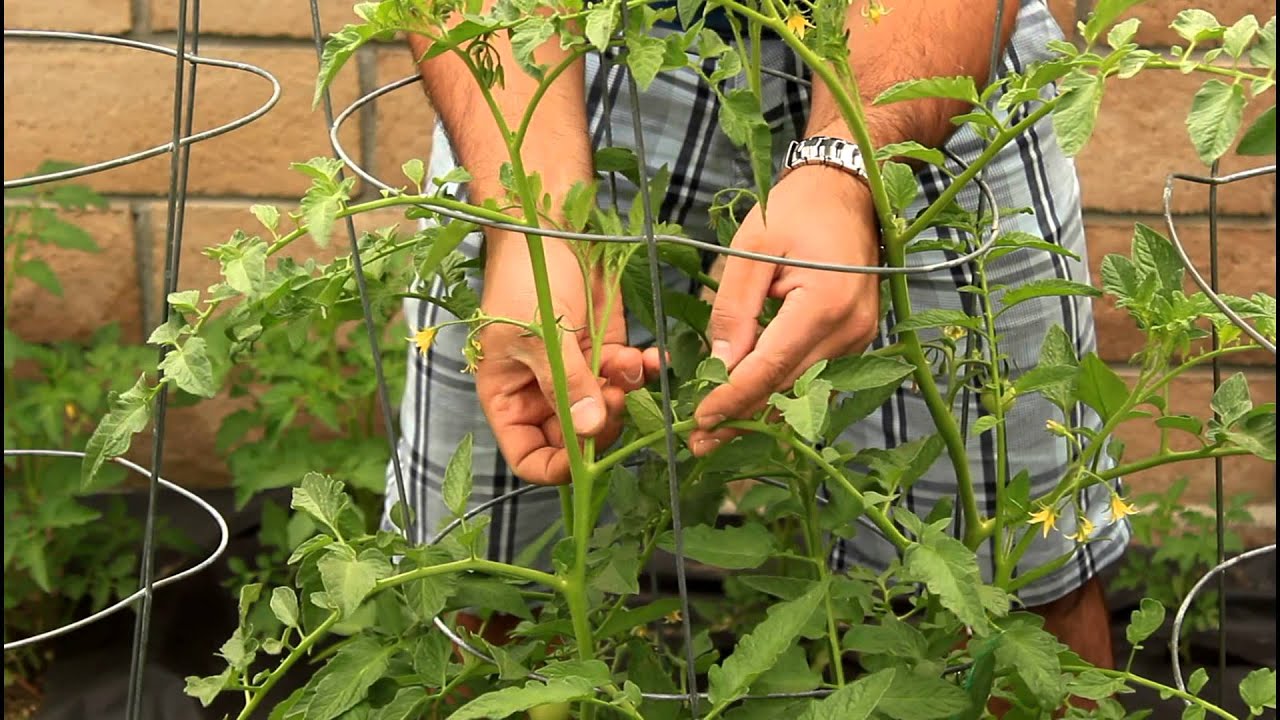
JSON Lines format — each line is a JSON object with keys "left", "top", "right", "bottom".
{"left": 600, "top": 345, "right": 645, "bottom": 392}
{"left": 641, "top": 347, "right": 665, "bottom": 380}
{"left": 527, "top": 334, "right": 609, "bottom": 437}
{"left": 705, "top": 244, "right": 775, "bottom": 372}
{"left": 697, "top": 294, "right": 818, "bottom": 429}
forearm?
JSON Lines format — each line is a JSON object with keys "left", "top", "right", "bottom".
{"left": 806, "top": 0, "right": 1020, "bottom": 147}
{"left": 408, "top": 11, "right": 592, "bottom": 256}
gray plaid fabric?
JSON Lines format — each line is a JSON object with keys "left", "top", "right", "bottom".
{"left": 384, "top": 0, "right": 1130, "bottom": 607}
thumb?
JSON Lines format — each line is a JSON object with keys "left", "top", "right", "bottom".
{"left": 530, "top": 336, "right": 607, "bottom": 437}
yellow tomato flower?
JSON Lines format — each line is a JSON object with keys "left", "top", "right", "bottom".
{"left": 861, "top": 0, "right": 892, "bottom": 24}
{"left": 785, "top": 10, "right": 814, "bottom": 39}
{"left": 1027, "top": 504, "right": 1058, "bottom": 538}
{"left": 663, "top": 609, "right": 683, "bottom": 625}
{"left": 1044, "top": 418, "right": 1071, "bottom": 437}
{"left": 408, "top": 326, "right": 438, "bottom": 356}
{"left": 1109, "top": 493, "right": 1139, "bottom": 523}
{"left": 64, "top": 402, "right": 79, "bottom": 421}
{"left": 1066, "top": 517, "right": 1095, "bottom": 543}
{"left": 943, "top": 325, "right": 966, "bottom": 341}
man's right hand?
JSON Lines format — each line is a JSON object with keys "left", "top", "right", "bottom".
{"left": 475, "top": 233, "right": 648, "bottom": 485}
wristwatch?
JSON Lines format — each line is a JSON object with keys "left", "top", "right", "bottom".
{"left": 779, "top": 136, "right": 870, "bottom": 184}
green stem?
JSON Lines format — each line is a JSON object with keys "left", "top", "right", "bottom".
{"left": 589, "top": 418, "right": 699, "bottom": 478}
{"left": 1094, "top": 446, "right": 1250, "bottom": 484}
{"left": 1061, "top": 665, "right": 1238, "bottom": 720}
{"left": 1145, "top": 58, "right": 1273, "bottom": 86}
{"left": 374, "top": 557, "right": 564, "bottom": 593}
{"left": 975, "top": 260, "right": 1013, "bottom": 575}
{"left": 236, "top": 613, "right": 340, "bottom": 720}
{"left": 796, "top": 466, "right": 845, "bottom": 687}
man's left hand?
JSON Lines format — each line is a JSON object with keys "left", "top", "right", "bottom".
{"left": 688, "top": 164, "right": 884, "bottom": 455}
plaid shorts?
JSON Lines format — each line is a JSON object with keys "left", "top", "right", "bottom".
{"left": 384, "top": 0, "right": 1130, "bottom": 607}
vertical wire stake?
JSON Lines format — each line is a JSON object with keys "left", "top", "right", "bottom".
{"left": 1207, "top": 158, "right": 1227, "bottom": 707}
{"left": 125, "top": 0, "right": 198, "bottom": 716}
{"left": 616, "top": 42, "right": 702, "bottom": 720}
{"left": 308, "top": 0, "right": 416, "bottom": 543}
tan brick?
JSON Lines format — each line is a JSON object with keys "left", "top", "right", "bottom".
{"left": 1114, "top": 368, "right": 1276, "bottom": 504}
{"left": 1086, "top": 217, "right": 1277, "bottom": 363}
{"left": 372, "top": 48, "right": 436, "bottom": 192}
{"left": 6, "top": 205, "right": 143, "bottom": 344}
{"left": 2, "top": 0, "right": 131, "bottom": 34}
{"left": 123, "top": 396, "right": 247, "bottom": 490}
{"left": 1075, "top": 71, "right": 1276, "bottom": 215}
{"left": 2, "top": 42, "right": 363, "bottom": 198}
{"left": 149, "top": 0, "right": 359, "bottom": 39}
{"left": 1119, "top": 0, "right": 1276, "bottom": 47}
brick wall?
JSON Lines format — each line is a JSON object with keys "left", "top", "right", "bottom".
{"left": 3, "top": 1, "right": 1275, "bottom": 529}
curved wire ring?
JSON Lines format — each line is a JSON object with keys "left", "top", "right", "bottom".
{"left": 1, "top": 449, "right": 231, "bottom": 652}
{"left": 1169, "top": 543, "right": 1277, "bottom": 696}
{"left": 326, "top": 74, "right": 1006, "bottom": 276}
{"left": 2, "top": 30, "right": 282, "bottom": 189}
{"left": 1161, "top": 165, "right": 1278, "bottom": 355}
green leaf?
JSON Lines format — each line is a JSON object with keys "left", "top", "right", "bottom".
{"left": 1000, "top": 279, "right": 1100, "bottom": 309}
{"left": 315, "top": 24, "right": 389, "bottom": 108}
{"left": 271, "top": 587, "right": 300, "bottom": 628}
{"left": 443, "top": 433, "right": 475, "bottom": 518}
{"left": 370, "top": 688, "right": 428, "bottom": 720}
{"left": 540, "top": 659, "right": 613, "bottom": 687}
{"left": 159, "top": 337, "right": 217, "bottom": 398}
{"left": 657, "top": 523, "right": 777, "bottom": 570}
{"left": 881, "top": 161, "right": 918, "bottom": 213}
{"left": 510, "top": 16, "right": 555, "bottom": 75}
{"left": 993, "top": 618, "right": 1065, "bottom": 708}
{"left": 401, "top": 159, "right": 426, "bottom": 191}
{"left": 585, "top": 0, "right": 618, "bottom": 51}
{"left": 1172, "top": 9, "right": 1225, "bottom": 44}
{"left": 168, "top": 289, "right": 200, "bottom": 314}
{"left": 303, "top": 636, "right": 397, "bottom": 720}
{"left": 1013, "top": 364, "right": 1078, "bottom": 395}
{"left": 1083, "top": 0, "right": 1144, "bottom": 44}
{"left": 876, "top": 141, "right": 946, "bottom": 167}
{"left": 1223, "top": 409, "right": 1275, "bottom": 462}
{"left": 842, "top": 618, "right": 927, "bottom": 660}
{"left": 1125, "top": 597, "right": 1166, "bottom": 645}
{"left": 251, "top": 204, "right": 281, "bottom": 234}
{"left": 1156, "top": 414, "right": 1204, "bottom": 436}
{"left": 1100, "top": 254, "right": 1138, "bottom": 300}
{"left": 589, "top": 544, "right": 640, "bottom": 595}
{"left": 1239, "top": 668, "right": 1276, "bottom": 714}
{"left": 972, "top": 414, "right": 1001, "bottom": 435}
{"left": 707, "top": 579, "right": 829, "bottom": 708}
{"left": 625, "top": 30, "right": 666, "bottom": 91}
{"left": 146, "top": 316, "right": 182, "bottom": 347}
{"left": 1238, "top": 105, "right": 1276, "bottom": 155}
{"left": 875, "top": 76, "right": 978, "bottom": 105}
{"left": 41, "top": 217, "right": 99, "bottom": 251}
{"left": 1186, "top": 79, "right": 1246, "bottom": 165}
{"left": 1223, "top": 15, "right": 1260, "bottom": 59}
{"left": 1211, "top": 372, "right": 1253, "bottom": 426}
{"left": 903, "top": 532, "right": 991, "bottom": 633}
{"left": 1188, "top": 667, "right": 1210, "bottom": 695}
{"left": 417, "top": 220, "right": 475, "bottom": 282}
{"left": 18, "top": 258, "right": 61, "bottom": 295}
{"left": 298, "top": 177, "right": 350, "bottom": 249}
{"left": 81, "top": 375, "right": 154, "bottom": 487}
{"left": 876, "top": 669, "right": 971, "bottom": 719}
{"left": 291, "top": 473, "right": 354, "bottom": 538}
{"left": 1067, "top": 670, "right": 1130, "bottom": 700}
{"left": 184, "top": 669, "right": 232, "bottom": 707}
{"left": 1053, "top": 70, "right": 1104, "bottom": 157}
{"left": 562, "top": 180, "right": 598, "bottom": 232}
{"left": 1107, "top": 18, "right": 1142, "bottom": 49}
{"left": 1131, "top": 223, "right": 1185, "bottom": 293}
{"left": 1077, "top": 353, "right": 1128, "bottom": 423}
{"left": 750, "top": 645, "right": 822, "bottom": 695}
{"left": 770, "top": 378, "right": 833, "bottom": 442}
{"left": 797, "top": 669, "right": 895, "bottom": 720}
{"left": 450, "top": 678, "right": 595, "bottom": 720}
{"left": 625, "top": 391, "right": 666, "bottom": 436}
{"left": 317, "top": 547, "right": 391, "bottom": 619}
{"left": 1251, "top": 17, "right": 1276, "bottom": 70}
{"left": 891, "top": 309, "right": 981, "bottom": 334}
{"left": 221, "top": 239, "right": 267, "bottom": 297}
{"left": 821, "top": 355, "right": 915, "bottom": 394}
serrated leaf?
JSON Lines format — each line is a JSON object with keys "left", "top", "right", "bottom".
{"left": 797, "top": 669, "right": 895, "bottom": 720}
{"left": 1000, "top": 279, "right": 1100, "bottom": 309}
{"left": 876, "top": 669, "right": 971, "bottom": 719}
{"left": 904, "top": 532, "right": 991, "bottom": 633}
{"left": 317, "top": 547, "right": 391, "bottom": 618}
{"left": 994, "top": 618, "right": 1065, "bottom": 708}
{"left": 624, "top": 30, "right": 666, "bottom": 91}
{"left": 1083, "top": 0, "right": 1145, "bottom": 44}
{"left": 146, "top": 316, "right": 182, "bottom": 347}
{"left": 891, "top": 309, "right": 981, "bottom": 334}
{"left": 770, "top": 378, "right": 833, "bottom": 442}
{"left": 821, "top": 355, "right": 915, "bottom": 394}
{"left": 443, "top": 433, "right": 474, "bottom": 518}
{"left": 842, "top": 618, "right": 927, "bottom": 660}
{"left": 271, "top": 587, "right": 299, "bottom": 628}
{"left": 1053, "top": 71, "right": 1104, "bottom": 157}
{"left": 1239, "top": 667, "right": 1276, "bottom": 713}
{"left": 159, "top": 337, "right": 217, "bottom": 398}
{"left": 1126, "top": 597, "right": 1166, "bottom": 645}
{"left": 304, "top": 636, "right": 397, "bottom": 720}
{"left": 1186, "top": 79, "right": 1246, "bottom": 165}
{"left": 291, "top": 473, "right": 354, "bottom": 538}
{"left": 251, "top": 204, "right": 281, "bottom": 233}
{"left": 972, "top": 414, "right": 1001, "bottom": 435}
{"left": 370, "top": 687, "right": 428, "bottom": 720}
{"left": 81, "top": 375, "right": 154, "bottom": 487}
{"left": 451, "top": 678, "right": 595, "bottom": 720}
{"left": 1211, "top": 372, "right": 1253, "bottom": 426}
{"left": 222, "top": 240, "right": 268, "bottom": 297}
{"left": 1107, "top": 18, "right": 1142, "bottom": 49}
{"left": 1223, "top": 15, "right": 1260, "bottom": 58}
{"left": 875, "top": 141, "right": 946, "bottom": 166}
{"left": 1172, "top": 9, "right": 1224, "bottom": 44}
{"left": 584, "top": 0, "right": 618, "bottom": 51}
{"left": 42, "top": 217, "right": 98, "bottom": 251}
{"left": 875, "top": 76, "right": 977, "bottom": 105}
{"left": 707, "top": 580, "right": 828, "bottom": 708}
{"left": 184, "top": 669, "right": 232, "bottom": 707}
{"left": 882, "top": 161, "right": 918, "bottom": 213}
{"left": 625, "top": 391, "right": 666, "bottom": 436}
{"left": 1077, "top": 353, "right": 1128, "bottom": 423}
{"left": 1223, "top": 409, "right": 1275, "bottom": 461}
{"left": 657, "top": 523, "right": 777, "bottom": 569}
{"left": 1067, "top": 670, "right": 1129, "bottom": 700}
{"left": 1238, "top": 106, "right": 1276, "bottom": 155}
{"left": 1251, "top": 17, "right": 1276, "bottom": 69}
{"left": 17, "top": 258, "right": 61, "bottom": 295}
{"left": 1188, "top": 667, "right": 1210, "bottom": 695}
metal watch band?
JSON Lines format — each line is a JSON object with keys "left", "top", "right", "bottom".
{"left": 780, "top": 136, "right": 870, "bottom": 183}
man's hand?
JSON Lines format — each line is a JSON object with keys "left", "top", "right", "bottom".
{"left": 689, "top": 165, "right": 882, "bottom": 454}
{"left": 476, "top": 235, "right": 648, "bottom": 484}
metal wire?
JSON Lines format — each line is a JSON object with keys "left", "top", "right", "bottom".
{"left": 1, "top": 450, "right": 230, "bottom": 652}
{"left": 1, "top": 30, "right": 281, "bottom": 190}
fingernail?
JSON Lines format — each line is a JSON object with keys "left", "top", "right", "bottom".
{"left": 711, "top": 339, "right": 731, "bottom": 362}
{"left": 570, "top": 397, "right": 603, "bottom": 431}
{"left": 698, "top": 413, "right": 725, "bottom": 430}
{"left": 694, "top": 437, "right": 721, "bottom": 455}
{"left": 623, "top": 367, "right": 644, "bottom": 384}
